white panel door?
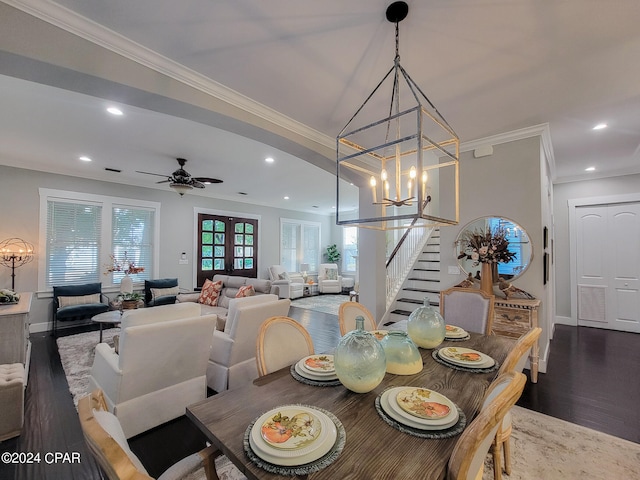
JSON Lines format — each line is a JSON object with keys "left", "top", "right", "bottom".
{"left": 576, "top": 203, "right": 640, "bottom": 332}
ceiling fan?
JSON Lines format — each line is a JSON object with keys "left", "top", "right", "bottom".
{"left": 136, "top": 158, "right": 222, "bottom": 196}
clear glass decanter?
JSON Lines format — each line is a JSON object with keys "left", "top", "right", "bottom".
{"left": 407, "top": 298, "right": 446, "bottom": 349}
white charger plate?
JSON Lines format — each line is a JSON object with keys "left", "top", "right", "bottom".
{"left": 299, "top": 358, "right": 336, "bottom": 377}
{"left": 300, "top": 355, "right": 335, "bottom": 374}
{"left": 444, "top": 325, "right": 468, "bottom": 338}
{"left": 380, "top": 390, "right": 459, "bottom": 431}
{"left": 438, "top": 347, "right": 495, "bottom": 368}
{"left": 294, "top": 361, "right": 338, "bottom": 381}
{"left": 392, "top": 387, "right": 458, "bottom": 425}
{"left": 250, "top": 406, "right": 337, "bottom": 465}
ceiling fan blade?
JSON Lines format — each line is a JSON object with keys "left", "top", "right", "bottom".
{"left": 156, "top": 179, "right": 172, "bottom": 184}
{"left": 136, "top": 170, "right": 171, "bottom": 178}
{"left": 192, "top": 180, "right": 206, "bottom": 189}
{"left": 194, "top": 177, "right": 223, "bottom": 184}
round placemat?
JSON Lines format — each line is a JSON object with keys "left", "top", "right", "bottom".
{"left": 444, "top": 334, "right": 471, "bottom": 342}
{"left": 290, "top": 364, "right": 342, "bottom": 387}
{"left": 432, "top": 349, "right": 499, "bottom": 373}
{"left": 374, "top": 390, "right": 467, "bottom": 439}
{"left": 243, "top": 405, "right": 346, "bottom": 476}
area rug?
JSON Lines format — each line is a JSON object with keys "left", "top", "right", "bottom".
{"left": 290, "top": 294, "right": 348, "bottom": 315}
{"left": 57, "top": 330, "right": 640, "bottom": 479}
{"left": 56, "top": 328, "right": 119, "bottom": 406}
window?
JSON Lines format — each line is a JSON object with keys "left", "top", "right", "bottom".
{"left": 280, "top": 219, "right": 321, "bottom": 273}
{"left": 342, "top": 227, "right": 358, "bottom": 272}
{"left": 39, "top": 189, "right": 160, "bottom": 290}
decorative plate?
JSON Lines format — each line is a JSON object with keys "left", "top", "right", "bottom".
{"left": 380, "top": 390, "right": 459, "bottom": 431}
{"left": 438, "top": 347, "right": 495, "bottom": 368}
{"left": 302, "top": 355, "right": 335, "bottom": 373}
{"left": 259, "top": 408, "right": 322, "bottom": 450}
{"left": 294, "top": 362, "right": 339, "bottom": 381}
{"left": 371, "top": 330, "right": 389, "bottom": 341}
{"left": 396, "top": 388, "right": 452, "bottom": 420}
{"left": 444, "top": 325, "right": 467, "bottom": 338}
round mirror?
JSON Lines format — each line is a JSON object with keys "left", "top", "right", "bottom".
{"left": 455, "top": 216, "right": 533, "bottom": 283}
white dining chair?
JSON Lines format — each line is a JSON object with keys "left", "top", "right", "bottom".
{"left": 492, "top": 327, "right": 542, "bottom": 480}
{"left": 338, "top": 301, "right": 377, "bottom": 335}
{"left": 447, "top": 371, "right": 527, "bottom": 480}
{"left": 256, "top": 316, "right": 315, "bottom": 376}
{"left": 440, "top": 287, "right": 495, "bottom": 334}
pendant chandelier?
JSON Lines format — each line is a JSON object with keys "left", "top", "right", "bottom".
{"left": 336, "top": 1, "right": 459, "bottom": 230}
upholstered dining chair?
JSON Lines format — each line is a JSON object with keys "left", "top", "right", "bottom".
{"left": 78, "top": 389, "right": 246, "bottom": 480}
{"left": 447, "top": 371, "right": 527, "bottom": 480}
{"left": 256, "top": 316, "right": 315, "bottom": 376}
{"left": 491, "top": 327, "right": 542, "bottom": 480}
{"left": 439, "top": 287, "right": 495, "bottom": 335}
{"left": 338, "top": 301, "right": 377, "bottom": 336}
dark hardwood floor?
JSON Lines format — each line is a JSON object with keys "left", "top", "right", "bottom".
{"left": 1, "top": 309, "right": 638, "bottom": 480}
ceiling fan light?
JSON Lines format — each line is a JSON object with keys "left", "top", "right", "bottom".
{"left": 170, "top": 182, "right": 193, "bottom": 196}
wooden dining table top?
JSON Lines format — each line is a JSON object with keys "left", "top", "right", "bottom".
{"left": 186, "top": 333, "right": 515, "bottom": 480}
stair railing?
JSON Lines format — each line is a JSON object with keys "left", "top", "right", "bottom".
{"left": 385, "top": 223, "right": 435, "bottom": 309}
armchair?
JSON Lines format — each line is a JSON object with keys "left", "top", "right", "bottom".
{"left": 268, "top": 265, "right": 304, "bottom": 299}
{"left": 207, "top": 295, "right": 291, "bottom": 392}
{"left": 88, "top": 303, "right": 216, "bottom": 438}
{"left": 53, "top": 282, "right": 109, "bottom": 337}
{"left": 317, "top": 263, "right": 342, "bottom": 294}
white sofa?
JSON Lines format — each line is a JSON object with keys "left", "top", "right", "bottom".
{"left": 88, "top": 303, "right": 216, "bottom": 438}
{"left": 268, "top": 265, "right": 304, "bottom": 299}
{"left": 318, "top": 263, "right": 342, "bottom": 294}
{"left": 176, "top": 274, "right": 276, "bottom": 330}
{"left": 207, "top": 294, "right": 291, "bottom": 392}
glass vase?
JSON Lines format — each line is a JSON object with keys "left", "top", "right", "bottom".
{"left": 407, "top": 299, "right": 446, "bottom": 349}
{"left": 334, "top": 316, "right": 386, "bottom": 393}
{"left": 379, "top": 331, "right": 423, "bottom": 375}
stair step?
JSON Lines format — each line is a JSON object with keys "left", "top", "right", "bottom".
{"left": 403, "top": 288, "right": 440, "bottom": 294}
{"left": 413, "top": 268, "right": 440, "bottom": 272}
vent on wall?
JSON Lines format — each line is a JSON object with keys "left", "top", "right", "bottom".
{"left": 578, "top": 285, "right": 606, "bottom": 323}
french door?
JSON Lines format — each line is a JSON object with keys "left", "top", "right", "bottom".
{"left": 197, "top": 213, "right": 258, "bottom": 287}
{"left": 575, "top": 202, "right": 640, "bottom": 332}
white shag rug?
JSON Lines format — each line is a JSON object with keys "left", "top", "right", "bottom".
{"left": 57, "top": 330, "right": 640, "bottom": 479}
{"left": 290, "top": 294, "right": 348, "bottom": 315}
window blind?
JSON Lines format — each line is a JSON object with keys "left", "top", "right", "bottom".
{"left": 111, "top": 206, "right": 154, "bottom": 282}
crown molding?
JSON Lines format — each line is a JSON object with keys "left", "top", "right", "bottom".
{"left": 3, "top": 0, "right": 335, "bottom": 152}
{"left": 460, "top": 123, "right": 556, "bottom": 180}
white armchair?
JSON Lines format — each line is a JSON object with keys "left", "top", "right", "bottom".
{"left": 318, "top": 263, "right": 342, "bottom": 294}
{"left": 268, "top": 265, "right": 304, "bottom": 299}
{"left": 206, "top": 294, "right": 291, "bottom": 392}
{"left": 88, "top": 303, "right": 216, "bottom": 438}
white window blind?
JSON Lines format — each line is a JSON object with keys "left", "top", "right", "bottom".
{"left": 280, "top": 219, "right": 321, "bottom": 273}
{"left": 111, "top": 206, "right": 154, "bottom": 282}
{"left": 342, "top": 227, "right": 358, "bottom": 272}
{"left": 46, "top": 200, "right": 102, "bottom": 287}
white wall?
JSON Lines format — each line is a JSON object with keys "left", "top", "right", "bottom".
{"left": 553, "top": 173, "right": 640, "bottom": 320}
{"left": 0, "top": 165, "right": 333, "bottom": 331}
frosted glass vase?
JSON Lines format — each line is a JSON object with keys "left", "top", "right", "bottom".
{"left": 120, "top": 274, "right": 133, "bottom": 294}
{"left": 407, "top": 299, "right": 446, "bottom": 349}
{"left": 334, "top": 316, "right": 386, "bottom": 393}
{"left": 379, "top": 331, "right": 423, "bottom": 375}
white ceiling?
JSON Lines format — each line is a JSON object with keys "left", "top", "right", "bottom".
{"left": 2, "top": 0, "right": 640, "bottom": 212}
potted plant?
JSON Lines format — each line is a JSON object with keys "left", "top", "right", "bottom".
{"left": 118, "top": 292, "right": 142, "bottom": 310}
{"left": 325, "top": 244, "right": 341, "bottom": 264}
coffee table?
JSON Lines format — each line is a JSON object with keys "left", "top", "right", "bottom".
{"left": 91, "top": 310, "right": 123, "bottom": 342}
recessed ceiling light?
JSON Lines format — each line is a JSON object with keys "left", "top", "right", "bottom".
{"left": 284, "top": 196, "right": 289, "bottom": 200}
{"left": 585, "top": 166, "right": 596, "bottom": 172}
{"left": 107, "top": 107, "right": 123, "bottom": 116}
{"left": 79, "top": 156, "right": 92, "bottom": 162}
{"left": 265, "top": 157, "right": 274, "bottom": 163}
{"left": 592, "top": 123, "right": 607, "bottom": 130}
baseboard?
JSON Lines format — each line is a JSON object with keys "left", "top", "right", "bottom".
{"left": 555, "top": 316, "right": 576, "bottom": 327}
{"left": 30, "top": 322, "right": 50, "bottom": 334}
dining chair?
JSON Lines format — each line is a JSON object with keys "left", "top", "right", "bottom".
{"left": 447, "top": 371, "right": 527, "bottom": 480}
{"left": 439, "top": 287, "right": 495, "bottom": 334}
{"left": 338, "top": 301, "right": 377, "bottom": 335}
{"left": 78, "top": 389, "right": 246, "bottom": 480}
{"left": 256, "top": 316, "right": 315, "bottom": 376}
{"left": 491, "top": 327, "right": 542, "bottom": 480}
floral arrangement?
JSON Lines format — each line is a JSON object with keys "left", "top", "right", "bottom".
{"left": 0, "top": 289, "right": 20, "bottom": 304}
{"left": 457, "top": 226, "right": 517, "bottom": 266}
{"left": 104, "top": 252, "right": 145, "bottom": 275}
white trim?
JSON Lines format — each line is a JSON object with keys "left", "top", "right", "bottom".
{"left": 192, "top": 207, "right": 263, "bottom": 286}
{"left": 4, "top": 0, "right": 334, "bottom": 152}
{"left": 460, "top": 123, "right": 556, "bottom": 180}
{"left": 567, "top": 192, "right": 640, "bottom": 324}
{"left": 38, "top": 188, "right": 161, "bottom": 291}
{"left": 554, "top": 315, "right": 576, "bottom": 327}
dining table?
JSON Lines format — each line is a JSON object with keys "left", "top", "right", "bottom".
{"left": 186, "top": 332, "right": 515, "bottom": 480}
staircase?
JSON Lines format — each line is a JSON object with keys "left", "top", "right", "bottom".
{"left": 387, "top": 231, "right": 441, "bottom": 324}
